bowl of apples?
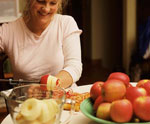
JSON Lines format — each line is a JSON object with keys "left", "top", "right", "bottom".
{"left": 80, "top": 72, "right": 150, "bottom": 124}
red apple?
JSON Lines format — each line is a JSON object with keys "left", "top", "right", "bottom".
{"left": 110, "top": 99, "right": 133, "bottom": 123}
{"left": 96, "top": 102, "right": 111, "bottom": 120}
{"left": 125, "top": 87, "right": 147, "bottom": 104}
{"left": 108, "top": 72, "right": 130, "bottom": 87}
{"left": 136, "top": 79, "right": 150, "bottom": 87}
{"left": 93, "top": 95, "right": 104, "bottom": 111}
{"left": 102, "top": 79, "right": 126, "bottom": 102}
{"left": 133, "top": 96, "right": 150, "bottom": 121}
{"left": 90, "top": 81, "right": 104, "bottom": 100}
{"left": 138, "top": 81, "right": 150, "bottom": 96}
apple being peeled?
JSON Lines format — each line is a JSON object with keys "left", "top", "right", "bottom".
{"left": 102, "top": 79, "right": 126, "bottom": 102}
{"left": 110, "top": 99, "right": 133, "bottom": 123}
{"left": 125, "top": 87, "right": 147, "bottom": 104}
{"left": 133, "top": 96, "right": 150, "bottom": 121}
{"left": 40, "top": 74, "right": 60, "bottom": 90}
{"left": 40, "top": 74, "right": 49, "bottom": 84}
{"left": 90, "top": 81, "right": 104, "bottom": 101}
{"left": 96, "top": 102, "right": 111, "bottom": 120}
{"left": 108, "top": 72, "right": 130, "bottom": 87}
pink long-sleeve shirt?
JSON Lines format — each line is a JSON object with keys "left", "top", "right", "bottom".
{"left": 0, "top": 14, "right": 82, "bottom": 86}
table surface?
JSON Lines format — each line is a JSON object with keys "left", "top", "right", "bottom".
{"left": 1, "top": 83, "right": 138, "bottom": 124}
{"left": 1, "top": 84, "right": 100, "bottom": 124}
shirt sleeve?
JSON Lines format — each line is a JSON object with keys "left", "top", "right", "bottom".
{"left": 63, "top": 33, "right": 82, "bottom": 83}
{"left": 62, "top": 16, "right": 83, "bottom": 83}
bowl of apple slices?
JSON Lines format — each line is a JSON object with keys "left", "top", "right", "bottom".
{"left": 6, "top": 84, "right": 74, "bottom": 124}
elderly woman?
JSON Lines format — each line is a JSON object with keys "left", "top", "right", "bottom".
{"left": 0, "top": 0, "right": 82, "bottom": 88}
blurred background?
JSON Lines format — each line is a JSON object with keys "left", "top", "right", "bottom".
{"left": 1, "top": 0, "right": 150, "bottom": 122}
{"left": 1, "top": 0, "right": 150, "bottom": 86}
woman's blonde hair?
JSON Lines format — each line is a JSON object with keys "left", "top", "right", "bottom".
{"left": 23, "top": 0, "right": 68, "bottom": 22}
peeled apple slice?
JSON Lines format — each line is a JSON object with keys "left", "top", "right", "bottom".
{"left": 43, "top": 99, "right": 59, "bottom": 115}
{"left": 38, "top": 101, "right": 52, "bottom": 123}
{"left": 20, "top": 98, "right": 42, "bottom": 121}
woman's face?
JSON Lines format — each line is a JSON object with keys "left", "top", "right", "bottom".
{"left": 29, "top": 0, "right": 60, "bottom": 25}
